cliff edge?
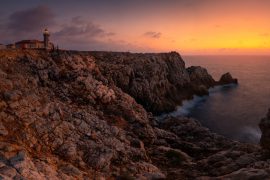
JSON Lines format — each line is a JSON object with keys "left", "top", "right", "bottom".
{"left": 0, "top": 49, "right": 267, "bottom": 180}
{"left": 90, "top": 51, "right": 236, "bottom": 114}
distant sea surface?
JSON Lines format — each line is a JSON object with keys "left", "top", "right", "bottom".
{"left": 175, "top": 55, "right": 270, "bottom": 144}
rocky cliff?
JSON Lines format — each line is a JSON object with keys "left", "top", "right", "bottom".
{"left": 90, "top": 51, "right": 235, "bottom": 114}
{"left": 0, "top": 49, "right": 267, "bottom": 180}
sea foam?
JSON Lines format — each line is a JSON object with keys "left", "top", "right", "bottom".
{"left": 158, "top": 84, "right": 237, "bottom": 120}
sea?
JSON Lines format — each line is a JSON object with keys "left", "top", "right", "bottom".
{"left": 169, "top": 55, "right": 270, "bottom": 144}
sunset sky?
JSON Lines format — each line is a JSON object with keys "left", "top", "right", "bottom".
{"left": 1, "top": 0, "right": 270, "bottom": 55}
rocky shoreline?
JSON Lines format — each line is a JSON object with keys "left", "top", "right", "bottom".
{"left": 0, "top": 49, "right": 269, "bottom": 179}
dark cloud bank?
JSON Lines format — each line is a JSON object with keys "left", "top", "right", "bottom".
{"left": 8, "top": 5, "right": 55, "bottom": 35}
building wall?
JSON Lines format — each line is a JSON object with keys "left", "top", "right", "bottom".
{"left": 15, "top": 42, "right": 45, "bottom": 49}
{"left": 0, "top": 45, "right": 6, "bottom": 49}
{"left": 13, "top": 41, "right": 54, "bottom": 50}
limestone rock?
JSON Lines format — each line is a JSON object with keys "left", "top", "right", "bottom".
{"left": 218, "top": 72, "right": 238, "bottom": 85}
{"left": 259, "top": 109, "right": 270, "bottom": 150}
{"left": 0, "top": 122, "right": 8, "bottom": 136}
{"left": 0, "top": 49, "right": 266, "bottom": 179}
{"left": 217, "top": 168, "right": 269, "bottom": 180}
{"left": 187, "top": 66, "right": 216, "bottom": 88}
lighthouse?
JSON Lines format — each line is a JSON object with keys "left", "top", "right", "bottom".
{"left": 43, "top": 28, "right": 50, "bottom": 50}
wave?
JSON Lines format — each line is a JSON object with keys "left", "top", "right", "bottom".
{"left": 209, "top": 83, "right": 238, "bottom": 93}
{"left": 239, "top": 126, "right": 261, "bottom": 143}
{"left": 158, "top": 84, "right": 237, "bottom": 120}
{"left": 157, "top": 95, "right": 207, "bottom": 120}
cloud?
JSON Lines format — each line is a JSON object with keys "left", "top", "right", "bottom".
{"left": 143, "top": 31, "right": 162, "bottom": 39}
{"left": 54, "top": 16, "right": 114, "bottom": 41}
{"left": 53, "top": 16, "right": 123, "bottom": 50}
{"left": 7, "top": 5, "right": 55, "bottom": 35}
{"left": 0, "top": 7, "right": 147, "bottom": 51}
{"left": 52, "top": 16, "right": 152, "bottom": 52}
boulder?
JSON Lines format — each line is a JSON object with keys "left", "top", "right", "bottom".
{"left": 187, "top": 66, "right": 216, "bottom": 88}
{"left": 218, "top": 72, "right": 238, "bottom": 85}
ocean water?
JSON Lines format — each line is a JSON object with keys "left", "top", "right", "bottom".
{"left": 175, "top": 55, "right": 270, "bottom": 144}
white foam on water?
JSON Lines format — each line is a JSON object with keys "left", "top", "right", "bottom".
{"left": 170, "top": 95, "right": 207, "bottom": 117}
{"left": 209, "top": 83, "right": 237, "bottom": 93}
{"left": 240, "top": 126, "right": 261, "bottom": 143}
{"left": 157, "top": 95, "right": 207, "bottom": 121}
{"left": 157, "top": 84, "right": 237, "bottom": 120}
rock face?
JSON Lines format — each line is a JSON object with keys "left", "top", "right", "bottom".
{"left": 91, "top": 51, "right": 191, "bottom": 114}
{"left": 0, "top": 49, "right": 265, "bottom": 179}
{"left": 0, "top": 50, "right": 158, "bottom": 179}
{"left": 218, "top": 72, "right": 238, "bottom": 85}
{"left": 259, "top": 109, "right": 270, "bottom": 150}
{"left": 91, "top": 52, "right": 235, "bottom": 114}
{"left": 187, "top": 66, "right": 216, "bottom": 87}
{"left": 186, "top": 66, "right": 216, "bottom": 96}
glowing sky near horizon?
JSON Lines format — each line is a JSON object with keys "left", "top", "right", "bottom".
{"left": 1, "top": 0, "right": 270, "bottom": 55}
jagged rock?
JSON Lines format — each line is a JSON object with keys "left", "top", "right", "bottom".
{"left": 155, "top": 146, "right": 192, "bottom": 164}
{"left": 0, "top": 101, "right": 7, "bottom": 110}
{"left": 218, "top": 72, "right": 238, "bottom": 85}
{"left": 0, "top": 122, "right": 8, "bottom": 136}
{"left": 0, "top": 50, "right": 160, "bottom": 179}
{"left": 0, "top": 166, "right": 17, "bottom": 179}
{"left": 216, "top": 168, "right": 269, "bottom": 180}
{"left": 187, "top": 66, "right": 216, "bottom": 88}
{"left": 92, "top": 51, "right": 191, "bottom": 114}
{"left": 93, "top": 52, "right": 237, "bottom": 115}
{"left": 0, "top": 49, "right": 266, "bottom": 179}
{"left": 3, "top": 90, "right": 22, "bottom": 101}
{"left": 259, "top": 109, "right": 270, "bottom": 150}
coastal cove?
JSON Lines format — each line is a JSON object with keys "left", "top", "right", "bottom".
{"left": 159, "top": 55, "right": 270, "bottom": 144}
{"left": 3, "top": 1, "right": 270, "bottom": 179}
{"left": 177, "top": 55, "right": 270, "bottom": 144}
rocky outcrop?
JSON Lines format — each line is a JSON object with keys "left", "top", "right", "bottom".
{"left": 186, "top": 66, "right": 216, "bottom": 88}
{"left": 0, "top": 50, "right": 159, "bottom": 179}
{"left": 218, "top": 72, "right": 238, "bottom": 85}
{"left": 91, "top": 52, "right": 237, "bottom": 115}
{"left": 90, "top": 51, "right": 191, "bottom": 114}
{"left": 186, "top": 66, "right": 215, "bottom": 96}
{"left": 259, "top": 109, "right": 270, "bottom": 150}
{"left": 0, "top": 49, "right": 262, "bottom": 179}
{"left": 149, "top": 116, "right": 269, "bottom": 179}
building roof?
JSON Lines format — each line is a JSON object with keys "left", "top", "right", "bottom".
{"left": 15, "top": 40, "right": 43, "bottom": 44}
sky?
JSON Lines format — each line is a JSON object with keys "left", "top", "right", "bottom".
{"left": 1, "top": 0, "right": 270, "bottom": 55}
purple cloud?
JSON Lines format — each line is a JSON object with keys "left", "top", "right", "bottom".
{"left": 54, "top": 16, "right": 115, "bottom": 40}
{"left": 7, "top": 5, "right": 55, "bottom": 35}
{"left": 52, "top": 16, "right": 122, "bottom": 50}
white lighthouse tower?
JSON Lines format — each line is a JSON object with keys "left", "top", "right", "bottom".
{"left": 43, "top": 28, "right": 50, "bottom": 50}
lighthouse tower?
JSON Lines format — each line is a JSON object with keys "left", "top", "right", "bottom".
{"left": 43, "top": 28, "right": 50, "bottom": 50}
